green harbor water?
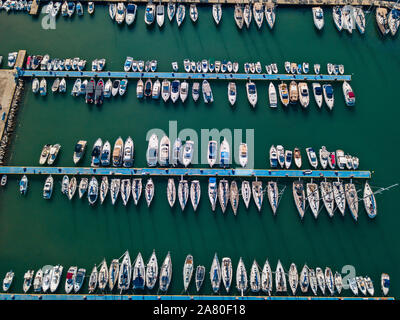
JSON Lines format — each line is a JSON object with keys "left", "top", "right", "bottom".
{"left": 0, "top": 6, "right": 399, "bottom": 297}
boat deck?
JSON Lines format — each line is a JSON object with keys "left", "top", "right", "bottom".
{"left": 17, "top": 69, "right": 351, "bottom": 82}
{"left": 0, "top": 166, "right": 371, "bottom": 179}
{"left": 0, "top": 293, "right": 394, "bottom": 300}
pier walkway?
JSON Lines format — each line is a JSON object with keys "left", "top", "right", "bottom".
{"left": 18, "top": 69, "right": 351, "bottom": 82}
{"left": 0, "top": 166, "right": 372, "bottom": 179}
{"left": 0, "top": 293, "right": 394, "bottom": 300}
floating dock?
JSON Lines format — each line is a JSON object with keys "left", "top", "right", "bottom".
{"left": 0, "top": 293, "right": 394, "bottom": 301}
{"left": 17, "top": 69, "right": 351, "bottom": 82}
{"left": 0, "top": 166, "right": 371, "bottom": 179}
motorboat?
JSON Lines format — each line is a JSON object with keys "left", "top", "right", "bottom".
{"left": 119, "top": 79, "right": 128, "bottom": 96}
{"left": 43, "top": 175, "right": 54, "bottom": 199}
{"left": 180, "top": 80, "right": 189, "bottom": 103}
{"left": 61, "top": 175, "right": 69, "bottom": 196}
{"left": 145, "top": 178, "right": 155, "bottom": 207}
{"left": 49, "top": 265, "right": 62, "bottom": 293}
{"left": 388, "top": 8, "right": 400, "bottom": 36}
{"left": 252, "top": 181, "right": 263, "bottom": 212}
{"left": 219, "top": 138, "right": 230, "bottom": 168}
{"left": 171, "top": 80, "right": 180, "bottom": 103}
{"left": 192, "top": 82, "right": 200, "bottom": 102}
{"left": 115, "top": 2, "right": 126, "bottom": 24}
{"left": 207, "top": 140, "right": 217, "bottom": 167}
{"left": 278, "top": 83, "right": 289, "bottom": 106}
{"left": 298, "top": 82, "right": 310, "bottom": 108}
{"left": 94, "top": 78, "right": 104, "bottom": 105}
{"left": 218, "top": 179, "right": 230, "bottom": 213}
{"left": 183, "top": 254, "right": 194, "bottom": 292}
{"left": 208, "top": 177, "right": 218, "bottom": 211}
{"left": 23, "top": 270, "right": 34, "bottom": 293}
{"left": 364, "top": 276, "right": 374, "bottom": 296}
{"left": 342, "top": 81, "right": 355, "bottom": 106}
{"left": 210, "top": 253, "right": 221, "bottom": 293}
{"left": 322, "top": 84, "right": 334, "bottom": 110}
{"left": 244, "top": 4, "right": 252, "bottom": 28}
{"left": 306, "top": 147, "right": 318, "bottom": 169}
{"left": 268, "top": 82, "right": 277, "bottom": 108}
{"left": 88, "top": 2, "right": 94, "bottom": 15}
{"left": 246, "top": 81, "right": 257, "bottom": 107}
{"left": 312, "top": 7, "right": 324, "bottom": 30}
{"left": 332, "top": 6, "right": 343, "bottom": 31}
{"left": 152, "top": 79, "right": 161, "bottom": 99}
{"left": 285, "top": 150, "right": 293, "bottom": 169}
{"left": 87, "top": 177, "right": 99, "bottom": 205}
{"left": 269, "top": 145, "right": 278, "bottom": 168}
{"left": 39, "top": 78, "right": 47, "bottom": 96}
{"left": 289, "top": 81, "right": 298, "bottom": 104}
{"left": 312, "top": 83, "right": 323, "bottom": 108}
{"left": 202, "top": 80, "right": 213, "bottom": 103}
{"left": 253, "top": 2, "right": 264, "bottom": 29}
{"left": 267, "top": 181, "right": 278, "bottom": 215}
{"left": 363, "top": 181, "right": 377, "bottom": 218}
{"left": 381, "top": 273, "right": 390, "bottom": 296}
{"left": 167, "top": 1, "right": 175, "bottom": 21}
{"left": 104, "top": 79, "right": 112, "bottom": 98}
{"left": 342, "top": 5, "right": 355, "bottom": 34}
{"left": 132, "top": 178, "right": 142, "bottom": 205}
{"left": 161, "top": 79, "right": 171, "bottom": 102}
{"left": 146, "top": 134, "right": 158, "bottom": 167}
{"left": 112, "top": 137, "right": 124, "bottom": 167}
{"left": 39, "top": 144, "right": 51, "bottom": 165}
{"left": 239, "top": 143, "right": 248, "bottom": 168}
{"left": 91, "top": 138, "right": 102, "bottom": 167}
{"left": 227, "top": 82, "right": 237, "bottom": 106}
{"left": 293, "top": 180, "right": 306, "bottom": 219}
{"left": 156, "top": 3, "right": 164, "bottom": 27}
{"left": 276, "top": 145, "right": 285, "bottom": 168}
{"left": 319, "top": 146, "right": 329, "bottom": 169}
{"left": 234, "top": 4, "right": 244, "bottom": 29}
{"left": 159, "top": 135, "right": 170, "bottom": 166}
{"left": 356, "top": 276, "right": 367, "bottom": 296}
{"left": 109, "top": 3, "right": 116, "bottom": 20}
{"left": 47, "top": 144, "right": 61, "bottom": 165}
{"left": 136, "top": 79, "right": 143, "bottom": 99}
{"left": 355, "top": 7, "right": 366, "bottom": 34}
{"left": 65, "top": 266, "right": 77, "bottom": 294}
{"left": 181, "top": 140, "right": 194, "bottom": 167}
{"left": 100, "top": 140, "right": 111, "bottom": 167}
{"left": 144, "top": 3, "right": 155, "bottom": 25}
{"left": 265, "top": 3, "right": 275, "bottom": 29}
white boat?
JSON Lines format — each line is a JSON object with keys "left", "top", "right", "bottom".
{"left": 189, "top": 4, "right": 198, "bottom": 22}
{"left": 192, "top": 82, "right": 200, "bottom": 102}
{"left": 342, "top": 5, "right": 355, "bottom": 34}
{"left": 300, "top": 265, "right": 309, "bottom": 293}
{"left": 312, "top": 7, "right": 324, "bottom": 30}
{"left": 202, "top": 80, "right": 213, "bottom": 103}
{"left": 158, "top": 135, "right": 170, "bottom": 166}
{"left": 227, "top": 82, "right": 236, "bottom": 106}
{"left": 171, "top": 138, "right": 182, "bottom": 166}
{"left": 87, "top": 177, "right": 98, "bottom": 205}
{"left": 239, "top": 143, "right": 248, "bottom": 168}
{"left": 112, "top": 137, "right": 124, "bottom": 167}
{"left": 253, "top": 2, "right": 264, "bottom": 29}
{"left": 218, "top": 179, "right": 229, "bottom": 213}
{"left": 78, "top": 178, "right": 88, "bottom": 199}
{"left": 23, "top": 270, "right": 34, "bottom": 293}
{"left": 356, "top": 276, "right": 367, "bottom": 296}
{"left": 145, "top": 178, "right": 155, "bottom": 207}
{"left": 236, "top": 258, "right": 248, "bottom": 296}
{"left": 267, "top": 181, "right": 278, "bottom": 215}
{"left": 285, "top": 150, "right": 293, "bottom": 169}
{"left": 100, "top": 140, "right": 111, "bottom": 167}
{"left": 309, "top": 268, "right": 318, "bottom": 295}
{"left": 332, "top": 6, "right": 343, "bottom": 31}
{"left": 388, "top": 9, "right": 400, "bottom": 36}
{"left": 325, "top": 267, "right": 335, "bottom": 295}
{"left": 249, "top": 260, "right": 260, "bottom": 293}
{"left": 275, "top": 260, "right": 287, "bottom": 292}
{"left": 19, "top": 175, "right": 28, "bottom": 195}
{"left": 221, "top": 257, "right": 232, "bottom": 293}
{"left": 316, "top": 267, "right": 325, "bottom": 295}
{"left": 306, "top": 147, "right": 318, "bottom": 169}
{"left": 269, "top": 145, "right": 278, "bottom": 168}
{"left": 278, "top": 83, "right": 289, "bottom": 106}
{"left": 91, "top": 138, "right": 102, "bottom": 167}
{"left": 61, "top": 175, "right": 69, "bottom": 196}
{"left": 265, "top": 3, "right": 275, "bottom": 29}
{"left": 43, "top": 175, "right": 54, "bottom": 200}
{"left": 252, "top": 180, "right": 263, "bottom": 212}
{"left": 195, "top": 266, "right": 205, "bottom": 292}
{"left": 355, "top": 7, "right": 366, "bottom": 34}
{"left": 268, "top": 82, "right": 277, "bottom": 108}
{"left": 67, "top": 176, "right": 77, "bottom": 200}
{"left": 144, "top": 3, "right": 155, "bottom": 25}
{"left": 323, "top": 84, "right": 334, "bottom": 110}
{"left": 234, "top": 4, "right": 244, "bottom": 29}
{"left": 241, "top": 180, "right": 251, "bottom": 209}
{"left": 109, "top": 3, "right": 116, "bottom": 20}
{"left": 342, "top": 81, "right": 355, "bottom": 106}
{"left": 276, "top": 145, "right": 285, "bottom": 168}
{"left": 122, "top": 137, "right": 134, "bottom": 168}
{"left": 32, "top": 78, "right": 39, "bottom": 93}
{"left": 348, "top": 277, "right": 358, "bottom": 295}
{"left": 167, "top": 2, "right": 175, "bottom": 21}
{"left": 33, "top": 269, "right": 43, "bottom": 293}
{"left": 115, "top": 2, "right": 126, "bottom": 24}
{"left": 307, "top": 182, "right": 320, "bottom": 219}
{"left": 176, "top": 4, "right": 185, "bottom": 27}
{"left": 208, "top": 177, "right": 218, "bottom": 211}
{"left": 159, "top": 252, "right": 172, "bottom": 292}
{"left": 39, "top": 78, "right": 47, "bottom": 96}
{"left": 171, "top": 80, "right": 180, "bottom": 103}
{"left": 88, "top": 265, "right": 98, "bottom": 294}
{"left": 212, "top": 4, "right": 222, "bottom": 25}
{"left": 167, "top": 178, "right": 176, "bottom": 208}
{"left": 210, "top": 253, "right": 221, "bottom": 293}
{"left": 320, "top": 181, "right": 335, "bottom": 217}
{"left": 146, "top": 134, "right": 159, "bottom": 167}
{"left": 156, "top": 3, "right": 164, "bottom": 27}
{"left": 42, "top": 267, "right": 53, "bottom": 293}
{"left": 230, "top": 181, "right": 239, "bottom": 215}
{"left": 132, "top": 253, "right": 146, "bottom": 290}
{"left": 312, "top": 83, "right": 323, "bottom": 108}
{"left": 246, "top": 81, "right": 257, "bottom": 107}
{"left": 207, "top": 140, "right": 217, "bottom": 168}
{"left": 190, "top": 180, "right": 201, "bottom": 211}
{"left": 108, "top": 259, "right": 119, "bottom": 291}
{"left": 363, "top": 181, "right": 377, "bottom": 218}
{"left": 181, "top": 140, "right": 194, "bottom": 167}
{"left": 293, "top": 180, "right": 306, "bottom": 219}
{"left": 183, "top": 254, "right": 194, "bottom": 292}
{"left": 381, "top": 273, "right": 390, "bottom": 296}
{"left": 345, "top": 183, "right": 359, "bottom": 221}
{"left": 333, "top": 181, "right": 346, "bottom": 216}
{"left": 219, "top": 138, "right": 230, "bottom": 168}
{"left": 298, "top": 82, "right": 310, "bottom": 108}
{"left": 131, "top": 178, "right": 142, "bottom": 205}
{"left": 65, "top": 266, "right": 77, "bottom": 294}
{"left": 334, "top": 271, "right": 343, "bottom": 295}
{"left": 180, "top": 80, "right": 189, "bottom": 103}
{"left": 109, "top": 178, "right": 120, "bottom": 205}
{"left": 261, "top": 260, "right": 272, "bottom": 294}
{"left": 244, "top": 4, "right": 252, "bottom": 28}
{"left": 288, "top": 263, "right": 299, "bottom": 295}
{"left": 120, "top": 179, "right": 131, "bottom": 206}
{"left": 118, "top": 251, "right": 132, "bottom": 292}
{"left": 364, "top": 276, "right": 374, "bottom": 296}
{"left": 161, "top": 79, "right": 171, "bottom": 102}
{"left": 178, "top": 179, "right": 189, "bottom": 211}
{"left": 151, "top": 79, "right": 160, "bottom": 99}
{"left": 146, "top": 250, "right": 158, "bottom": 290}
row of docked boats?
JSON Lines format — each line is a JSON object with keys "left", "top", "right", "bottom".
{"left": 137, "top": 78, "right": 213, "bottom": 103}
{"left": 284, "top": 61, "right": 344, "bottom": 75}
{"left": 233, "top": 3, "right": 276, "bottom": 30}
{"left": 269, "top": 145, "right": 359, "bottom": 170}
{"left": 376, "top": 7, "right": 400, "bottom": 36}
{"left": 124, "top": 57, "right": 157, "bottom": 72}
{"left": 3, "top": 253, "right": 390, "bottom": 296}
{"left": 26, "top": 55, "right": 105, "bottom": 72}
{"left": 244, "top": 61, "right": 278, "bottom": 74}
{"left": 0, "top": 0, "right": 32, "bottom": 12}
{"left": 182, "top": 58, "right": 240, "bottom": 74}
{"left": 292, "top": 179, "right": 377, "bottom": 221}
{"left": 88, "top": 137, "right": 134, "bottom": 167}
{"left": 38, "top": 143, "right": 61, "bottom": 165}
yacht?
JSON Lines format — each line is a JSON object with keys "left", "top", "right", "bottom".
{"left": 219, "top": 138, "right": 230, "bottom": 168}
{"left": 207, "top": 140, "right": 217, "bottom": 167}
{"left": 136, "top": 79, "right": 143, "bottom": 98}
{"left": 122, "top": 137, "right": 134, "bottom": 167}
{"left": 43, "top": 175, "right": 54, "bottom": 199}
{"left": 23, "top": 270, "right": 34, "bottom": 293}
{"left": 261, "top": 260, "right": 273, "bottom": 294}
{"left": 152, "top": 79, "right": 161, "bottom": 99}
{"left": 47, "top": 144, "right": 61, "bottom": 166}
{"left": 241, "top": 181, "right": 251, "bottom": 209}
{"left": 73, "top": 268, "right": 86, "bottom": 293}
{"left": 356, "top": 276, "right": 367, "bottom": 296}
{"left": 132, "top": 178, "right": 142, "bottom": 205}
{"left": 110, "top": 178, "right": 120, "bottom": 205}
{"left": 88, "top": 265, "right": 98, "bottom": 294}
{"left": 312, "top": 83, "right": 323, "bottom": 108}
{"left": 145, "top": 251, "right": 158, "bottom": 290}
{"left": 381, "top": 273, "right": 390, "bottom": 296}
{"left": 112, "top": 137, "right": 124, "bottom": 167}
{"left": 267, "top": 181, "right": 278, "bottom": 215}
{"left": 252, "top": 181, "right": 263, "bottom": 212}
{"left": 181, "top": 140, "right": 194, "bottom": 167}
{"left": 208, "top": 177, "right": 218, "bottom": 211}
{"left": 144, "top": 3, "right": 156, "bottom": 25}
{"left": 363, "top": 181, "right": 377, "bottom": 218}
{"left": 309, "top": 269, "right": 318, "bottom": 295}
{"left": 285, "top": 150, "right": 293, "bottom": 169}
{"left": 108, "top": 259, "right": 119, "bottom": 291}
{"left": 276, "top": 145, "right": 285, "bottom": 168}
{"left": 118, "top": 251, "right": 132, "bottom": 292}
{"left": 180, "top": 81, "right": 189, "bottom": 103}
{"left": 119, "top": 79, "right": 128, "bottom": 96}
{"left": 307, "top": 182, "right": 320, "bottom": 219}
{"left": 212, "top": 4, "right": 222, "bottom": 25}
{"left": 288, "top": 263, "right": 299, "bottom": 295}
{"left": 269, "top": 145, "right": 278, "bottom": 168}
{"left": 289, "top": 81, "right": 298, "bottom": 104}
{"left": 39, "top": 144, "right": 51, "bottom": 165}
{"left": 322, "top": 84, "right": 334, "bottom": 110}
{"left": 319, "top": 146, "right": 329, "bottom": 169}
{"left": 306, "top": 147, "right": 318, "bottom": 169}
{"left": 178, "top": 179, "right": 189, "bottom": 210}
{"left": 355, "top": 7, "right": 366, "bottom": 34}
{"left": 234, "top": 4, "right": 244, "bottom": 29}
{"left": 171, "top": 138, "right": 182, "bottom": 166}
{"left": 300, "top": 265, "right": 309, "bottom": 293}
{"left": 316, "top": 267, "right": 326, "bottom": 295}
{"left": 342, "top": 81, "right": 355, "bottom": 106}
{"left": 325, "top": 268, "right": 335, "bottom": 295}
{"left": 176, "top": 4, "right": 185, "bottom": 27}
{"left": 312, "top": 7, "right": 324, "bottom": 30}
{"left": 159, "top": 252, "right": 172, "bottom": 292}
{"left": 227, "top": 82, "right": 237, "bottom": 106}
{"left": 167, "top": 178, "right": 176, "bottom": 208}
{"left": 278, "top": 83, "right": 289, "bottom": 106}
{"left": 32, "top": 78, "right": 39, "bottom": 94}
{"left": 333, "top": 181, "right": 346, "bottom": 216}
{"left": 146, "top": 134, "right": 159, "bottom": 167}
{"left": 349, "top": 277, "right": 358, "bottom": 295}
{"left": 210, "top": 253, "right": 221, "bottom": 293}
{"left": 190, "top": 4, "right": 198, "bottom": 22}
{"left": 104, "top": 79, "right": 112, "bottom": 98}
{"left": 388, "top": 9, "right": 400, "bottom": 36}
{"left": 192, "top": 82, "right": 200, "bottom": 102}
{"left": 332, "top": 6, "right": 343, "bottom": 31}
{"left": 99, "top": 176, "right": 109, "bottom": 204}
{"left": 253, "top": 2, "right": 264, "bottom": 29}
{"left": 33, "top": 269, "right": 43, "bottom": 293}
{"left": 218, "top": 179, "right": 230, "bottom": 213}
{"left": 100, "top": 140, "right": 111, "bottom": 167}
{"left": 265, "top": 3, "right": 276, "bottom": 29}
{"left": 183, "top": 254, "right": 194, "bottom": 292}
{"left": 345, "top": 182, "right": 359, "bottom": 221}
{"left": 167, "top": 2, "right": 176, "bottom": 21}
{"left": 275, "top": 260, "right": 287, "bottom": 293}
{"left": 39, "top": 78, "right": 47, "bottom": 96}
{"left": 161, "top": 79, "right": 171, "bottom": 102}
{"left": 120, "top": 179, "right": 131, "bottom": 206}
{"left": 94, "top": 79, "right": 104, "bottom": 105}
{"left": 202, "top": 80, "right": 213, "bottom": 103}
{"left": 268, "top": 82, "right": 277, "bottom": 108}
{"left": 236, "top": 258, "right": 248, "bottom": 296}
{"left": 65, "top": 266, "right": 77, "bottom": 294}
{"left": 171, "top": 80, "right": 180, "bottom": 103}
{"left": 132, "top": 253, "right": 146, "bottom": 290}
{"left": 78, "top": 178, "right": 88, "bottom": 199}
{"left": 50, "top": 266, "right": 63, "bottom": 293}
{"left": 298, "top": 82, "right": 310, "bottom": 108}
{"left": 145, "top": 178, "right": 155, "bottom": 207}
{"left": 342, "top": 5, "right": 355, "bottom": 34}
{"left": 244, "top": 4, "right": 252, "bottom": 28}
{"left": 239, "top": 143, "right": 248, "bottom": 168}
{"left": 88, "top": 177, "right": 99, "bottom": 205}
{"left": 293, "top": 180, "right": 306, "bottom": 219}
{"left": 156, "top": 3, "right": 164, "bottom": 27}
{"left": 320, "top": 181, "right": 335, "bottom": 217}
{"left": 230, "top": 181, "right": 239, "bottom": 215}
{"left": 159, "top": 135, "right": 170, "bottom": 166}
{"left": 115, "top": 2, "right": 126, "bottom": 24}
{"left": 246, "top": 81, "right": 257, "bottom": 107}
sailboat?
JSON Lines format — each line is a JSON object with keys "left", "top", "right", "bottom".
{"left": 212, "top": 4, "right": 222, "bottom": 25}
{"left": 146, "top": 250, "right": 158, "bottom": 290}
{"left": 176, "top": 4, "right": 185, "bottom": 27}
{"left": 159, "top": 252, "right": 172, "bottom": 292}
{"left": 363, "top": 181, "right": 377, "bottom": 218}
{"left": 265, "top": 3, "right": 276, "bottom": 29}
{"left": 183, "top": 254, "right": 194, "bottom": 292}
{"left": 218, "top": 179, "right": 230, "bottom": 213}
{"left": 234, "top": 4, "right": 244, "bottom": 29}
{"left": 118, "top": 251, "right": 132, "bottom": 292}
{"left": 190, "top": 180, "right": 201, "bottom": 212}
{"left": 210, "top": 253, "right": 221, "bottom": 293}
{"left": 236, "top": 258, "right": 248, "bottom": 296}
{"left": 250, "top": 260, "right": 261, "bottom": 293}
{"left": 178, "top": 179, "right": 189, "bottom": 211}
{"left": 293, "top": 180, "right": 306, "bottom": 219}
{"left": 208, "top": 177, "right": 218, "bottom": 211}
{"left": 267, "top": 181, "right": 279, "bottom": 215}
{"left": 252, "top": 181, "right": 263, "bottom": 212}
{"left": 132, "top": 253, "right": 146, "bottom": 290}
